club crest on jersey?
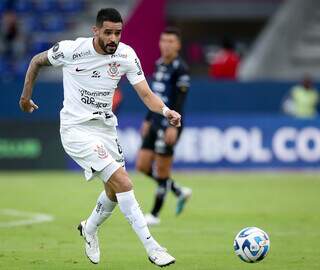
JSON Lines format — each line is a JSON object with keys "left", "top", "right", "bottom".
{"left": 107, "top": 62, "right": 120, "bottom": 77}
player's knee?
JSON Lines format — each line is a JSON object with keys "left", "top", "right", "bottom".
{"left": 107, "top": 168, "right": 133, "bottom": 193}
{"left": 121, "top": 176, "right": 133, "bottom": 191}
{"left": 105, "top": 188, "right": 117, "bottom": 202}
{"left": 135, "top": 159, "right": 150, "bottom": 175}
{"left": 156, "top": 166, "right": 170, "bottom": 179}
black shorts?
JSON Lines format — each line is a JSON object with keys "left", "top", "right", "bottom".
{"left": 141, "top": 124, "right": 183, "bottom": 156}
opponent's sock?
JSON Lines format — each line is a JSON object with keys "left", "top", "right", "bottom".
{"left": 146, "top": 169, "right": 154, "bottom": 178}
{"left": 151, "top": 178, "right": 168, "bottom": 217}
{"left": 147, "top": 170, "right": 182, "bottom": 198}
{"left": 116, "top": 190, "right": 160, "bottom": 253}
{"left": 168, "top": 178, "right": 182, "bottom": 197}
{"left": 85, "top": 191, "right": 117, "bottom": 235}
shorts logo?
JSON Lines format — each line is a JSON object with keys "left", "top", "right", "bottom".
{"left": 107, "top": 62, "right": 120, "bottom": 77}
{"left": 115, "top": 139, "right": 123, "bottom": 154}
{"left": 94, "top": 144, "right": 108, "bottom": 159}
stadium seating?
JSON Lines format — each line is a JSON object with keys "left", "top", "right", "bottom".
{"left": 0, "top": 0, "right": 86, "bottom": 78}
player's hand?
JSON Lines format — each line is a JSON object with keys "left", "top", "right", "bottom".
{"left": 164, "top": 109, "right": 181, "bottom": 127}
{"left": 165, "top": 126, "right": 178, "bottom": 145}
{"left": 19, "top": 97, "right": 39, "bottom": 113}
{"left": 140, "top": 120, "right": 151, "bottom": 137}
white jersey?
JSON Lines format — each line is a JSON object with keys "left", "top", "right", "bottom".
{"left": 47, "top": 37, "right": 145, "bottom": 126}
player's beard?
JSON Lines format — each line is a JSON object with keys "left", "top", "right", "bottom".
{"left": 98, "top": 38, "right": 118, "bottom": 55}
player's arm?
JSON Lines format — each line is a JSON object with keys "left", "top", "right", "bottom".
{"left": 139, "top": 110, "right": 152, "bottom": 137}
{"left": 173, "top": 65, "right": 190, "bottom": 114}
{"left": 165, "top": 68, "right": 190, "bottom": 144}
{"left": 164, "top": 88, "right": 188, "bottom": 145}
{"left": 19, "top": 51, "right": 52, "bottom": 113}
{"left": 172, "top": 87, "right": 188, "bottom": 114}
{"left": 133, "top": 79, "right": 181, "bottom": 127}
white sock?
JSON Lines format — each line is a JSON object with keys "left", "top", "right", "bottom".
{"left": 116, "top": 190, "right": 160, "bottom": 253}
{"left": 85, "top": 191, "right": 117, "bottom": 235}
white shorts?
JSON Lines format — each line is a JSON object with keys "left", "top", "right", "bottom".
{"left": 60, "top": 120, "right": 125, "bottom": 182}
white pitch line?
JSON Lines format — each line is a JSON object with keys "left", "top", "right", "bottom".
{"left": 0, "top": 209, "right": 54, "bottom": 228}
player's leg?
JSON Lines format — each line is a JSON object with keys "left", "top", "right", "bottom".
{"left": 135, "top": 148, "right": 155, "bottom": 177}
{"left": 77, "top": 188, "right": 117, "bottom": 264}
{"left": 136, "top": 126, "right": 163, "bottom": 225}
{"left": 85, "top": 187, "right": 117, "bottom": 235}
{"left": 146, "top": 154, "right": 172, "bottom": 223}
{"left": 61, "top": 123, "right": 121, "bottom": 264}
{"left": 136, "top": 122, "right": 156, "bottom": 178}
{"left": 106, "top": 167, "right": 175, "bottom": 267}
{"left": 160, "top": 127, "right": 192, "bottom": 215}
{"left": 76, "top": 162, "right": 121, "bottom": 264}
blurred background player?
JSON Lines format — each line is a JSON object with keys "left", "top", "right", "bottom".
{"left": 282, "top": 75, "right": 319, "bottom": 118}
{"left": 112, "top": 87, "right": 123, "bottom": 113}
{"left": 208, "top": 37, "right": 240, "bottom": 80}
{"left": 136, "top": 27, "right": 192, "bottom": 226}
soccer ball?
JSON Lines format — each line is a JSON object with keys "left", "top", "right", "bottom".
{"left": 233, "top": 227, "right": 270, "bottom": 263}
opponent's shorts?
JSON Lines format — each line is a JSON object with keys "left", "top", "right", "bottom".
{"left": 60, "top": 120, "right": 125, "bottom": 182}
{"left": 141, "top": 124, "right": 183, "bottom": 156}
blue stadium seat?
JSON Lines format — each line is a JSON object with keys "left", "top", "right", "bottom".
{"left": 30, "top": 39, "right": 52, "bottom": 55}
{"left": 0, "top": 56, "right": 14, "bottom": 79}
{"left": 0, "top": 57, "right": 8, "bottom": 73}
{"left": 13, "top": 57, "right": 32, "bottom": 77}
{"left": 0, "top": 1, "right": 9, "bottom": 13}
{"left": 21, "top": 15, "right": 42, "bottom": 32}
{"left": 13, "top": 0, "right": 33, "bottom": 13}
{"left": 33, "top": 0, "right": 58, "bottom": 13}
{"left": 59, "top": 0, "right": 84, "bottom": 13}
{"left": 41, "top": 15, "right": 66, "bottom": 32}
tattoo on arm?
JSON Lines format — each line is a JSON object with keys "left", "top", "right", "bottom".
{"left": 21, "top": 51, "right": 52, "bottom": 99}
{"left": 32, "top": 51, "right": 52, "bottom": 67}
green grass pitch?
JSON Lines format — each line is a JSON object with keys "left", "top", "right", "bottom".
{"left": 0, "top": 171, "right": 319, "bottom": 270}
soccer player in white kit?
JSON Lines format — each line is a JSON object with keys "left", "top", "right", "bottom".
{"left": 19, "top": 8, "right": 179, "bottom": 267}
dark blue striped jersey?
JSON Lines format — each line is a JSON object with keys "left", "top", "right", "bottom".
{"left": 146, "top": 56, "right": 190, "bottom": 127}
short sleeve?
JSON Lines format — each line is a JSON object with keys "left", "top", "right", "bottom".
{"left": 125, "top": 47, "right": 146, "bottom": 85}
{"left": 176, "top": 62, "right": 190, "bottom": 91}
{"left": 47, "top": 40, "right": 73, "bottom": 67}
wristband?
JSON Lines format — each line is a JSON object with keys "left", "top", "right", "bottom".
{"left": 162, "top": 106, "right": 170, "bottom": 116}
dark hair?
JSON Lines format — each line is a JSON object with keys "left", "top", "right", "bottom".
{"left": 162, "top": 26, "right": 182, "bottom": 41}
{"left": 96, "top": 8, "right": 123, "bottom": 27}
{"left": 221, "top": 36, "right": 235, "bottom": 50}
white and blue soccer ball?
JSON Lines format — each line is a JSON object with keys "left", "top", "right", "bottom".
{"left": 234, "top": 227, "right": 270, "bottom": 263}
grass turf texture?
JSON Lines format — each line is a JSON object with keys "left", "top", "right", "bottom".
{"left": 0, "top": 171, "right": 319, "bottom": 270}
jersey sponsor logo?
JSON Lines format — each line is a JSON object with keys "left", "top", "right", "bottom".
{"left": 135, "top": 58, "right": 142, "bottom": 75}
{"left": 72, "top": 50, "right": 92, "bottom": 60}
{"left": 91, "top": 70, "right": 101, "bottom": 78}
{"left": 111, "top": 53, "right": 127, "bottom": 59}
{"left": 79, "top": 88, "right": 110, "bottom": 97}
{"left": 52, "top": 52, "right": 64, "bottom": 60}
{"left": 107, "top": 62, "right": 120, "bottom": 77}
{"left": 78, "top": 89, "right": 110, "bottom": 109}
